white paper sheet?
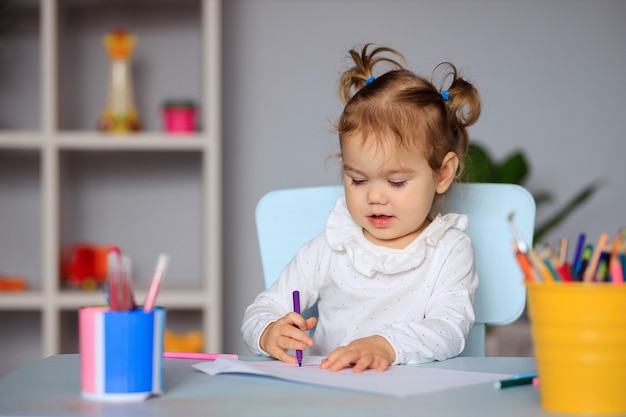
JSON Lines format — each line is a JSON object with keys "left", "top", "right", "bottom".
{"left": 193, "top": 356, "right": 510, "bottom": 398}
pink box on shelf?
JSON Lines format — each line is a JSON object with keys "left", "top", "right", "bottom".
{"left": 162, "top": 100, "right": 197, "bottom": 133}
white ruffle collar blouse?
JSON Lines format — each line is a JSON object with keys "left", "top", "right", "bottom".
{"left": 325, "top": 196, "right": 468, "bottom": 277}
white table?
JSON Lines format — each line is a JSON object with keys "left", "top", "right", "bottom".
{"left": 0, "top": 354, "right": 559, "bottom": 417}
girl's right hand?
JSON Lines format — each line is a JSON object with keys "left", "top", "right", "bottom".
{"left": 260, "top": 313, "right": 316, "bottom": 363}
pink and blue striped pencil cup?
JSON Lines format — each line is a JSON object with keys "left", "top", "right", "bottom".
{"left": 79, "top": 306, "right": 166, "bottom": 402}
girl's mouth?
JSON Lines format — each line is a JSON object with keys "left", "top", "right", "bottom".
{"left": 368, "top": 214, "right": 393, "bottom": 227}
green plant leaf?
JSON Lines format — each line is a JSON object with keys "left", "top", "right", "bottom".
{"left": 465, "top": 141, "right": 603, "bottom": 244}
{"left": 496, "top": 152, "right": 529, "bottom": 184}
{"left": 465, "top": 144, "right": 496, "bottom": 182}
{"left": 534, "top": 180, "right": 605, "bottom": 243}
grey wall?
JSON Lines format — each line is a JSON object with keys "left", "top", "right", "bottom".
{"left": 222, "top": 0, "right": 626, "bottom": 354}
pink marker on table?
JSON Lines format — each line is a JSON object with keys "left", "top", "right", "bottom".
{"left": 143, "top": 254, "right": 169, "bottom": 312}
{"left": 163, "top": 352, "right": 238, "bottom": 360}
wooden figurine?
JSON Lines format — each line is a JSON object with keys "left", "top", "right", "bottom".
{"left": 98, "top": 29, "right": 141, "bottom": 133}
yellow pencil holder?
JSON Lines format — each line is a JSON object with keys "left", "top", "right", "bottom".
{"left": 526, "top": 282, "right": 626, "bottom": 415}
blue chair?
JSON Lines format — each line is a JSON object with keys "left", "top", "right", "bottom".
{"left": 255, "top": 183, "right": 536, "bottom": 357}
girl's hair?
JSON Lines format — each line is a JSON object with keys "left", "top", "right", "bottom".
{"left": 336, "top": 44, "right": 481, "bottom": 180}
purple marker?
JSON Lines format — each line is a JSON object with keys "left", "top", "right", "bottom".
{"left": 292, "top": 290, "right": 302, "bottom": 367}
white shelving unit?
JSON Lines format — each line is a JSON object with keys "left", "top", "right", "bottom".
{"left": 0, "top": 0, "right": 222, "bottom": 368}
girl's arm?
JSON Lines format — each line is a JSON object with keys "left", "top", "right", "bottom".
{"left": 240, "top": 234, "right": 323, "bottom": 357}
{"left": 375, "top": 234, "right": 478, "bottom": 365}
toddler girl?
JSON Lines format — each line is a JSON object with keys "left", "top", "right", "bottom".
{"left": 242, "top": 44, "right": 481, "bottom": 373}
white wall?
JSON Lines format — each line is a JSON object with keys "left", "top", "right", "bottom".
{"left": 221, "top": 0, "right": 626, "bottom": 354}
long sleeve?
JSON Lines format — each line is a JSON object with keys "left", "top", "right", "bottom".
{"left": 242, "top": 198, "right": 478, "bottom": 364}
{"left": 373, "top": 234, "right": 478, "bottom": 364}
{"left": 240, "top": 234, "right": 326, "bottom": 355}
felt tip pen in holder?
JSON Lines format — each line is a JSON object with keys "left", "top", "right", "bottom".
{"left": 292, "top": 290, "right": 303, "bottom": 367}
{"left": 106, "top": 247, "right": 136, "bottom": 311}
{"left": 106, "top": 250, "right": 120, "bottom": 311}
{"left": 120, "top": 252, "right": 136, "bottom": 310}
{"left": 143, "top": 254, "right": 169, "bottom": 312}
{"left": 494, "top": 372, "right": 538, "bottom": 389}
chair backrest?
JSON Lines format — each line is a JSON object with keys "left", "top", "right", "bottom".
{"left": 255, "top": 183, "right": 535, "bottom": 357}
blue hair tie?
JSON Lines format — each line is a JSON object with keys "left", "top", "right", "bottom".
{"left": 441, "top": 90, "right": 450, "bottom": 101}
{"left": 365, "top": 76, "right": 375, "bottom": 85}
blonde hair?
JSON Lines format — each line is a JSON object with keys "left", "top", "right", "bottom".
{"left": 336, "top": 44, "right": 481, "bottom": 180}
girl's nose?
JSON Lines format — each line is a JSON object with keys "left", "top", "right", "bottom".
{"left": 367, "top": 184, "right": 388, "bottom": 205}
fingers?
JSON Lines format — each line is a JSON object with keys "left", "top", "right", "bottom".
{"left": 320, "top": 348, "right": 390, "bottom": 373}
{"left": 319, "top": 336, "right": 394, "bottom": 373}
{"left": 354, "top": 355, "right": 390, "bottom": 373}
{"left": 260, "top": 313, "right": 314, "bottom": 363}
{"left": 305, "top": 316, "right": 317, "bottom": 330}
{"left": 270, "top": 348, "right": 299, "bottom": 365}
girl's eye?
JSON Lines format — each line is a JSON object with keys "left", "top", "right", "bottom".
{"left": 351, "top": 178, "right": 366, "bottom": 186}
{"left": 389, "top": 180, "right": 407, "bottom": 188}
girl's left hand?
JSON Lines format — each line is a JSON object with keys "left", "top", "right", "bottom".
{"left": 320, "top": 335, "right": 395, "bottom": 373}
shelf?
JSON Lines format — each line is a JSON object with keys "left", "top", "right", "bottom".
{"left": 57, "top": 0, "right": 204, "bottom": 132}
{"left": 55, "top": 289, "right": 212, "bottom": 310}
{"left": 0, "top": 0, "right": 222, "bottom": 364}
{"left": 0, "top": 293, "right": 45, "bottom": 310}
{"left": 0, "top": 132, "right": 208, "bottom": 150}
{"left": 56, "top": 132, "right": 207, "bottom": 151}
{"left": 0, "top": 133, "right": 44, "bottom": 148}
{"left": 58, "top": 150, "right": 204, "bottom": 291}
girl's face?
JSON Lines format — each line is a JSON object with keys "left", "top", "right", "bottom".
{"left": 341, "top": 134, "right": 457, "bottom": 249}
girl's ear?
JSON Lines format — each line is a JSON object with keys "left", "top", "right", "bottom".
{"left": 436, "top": 152, "right": 459, "bottom": 194}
